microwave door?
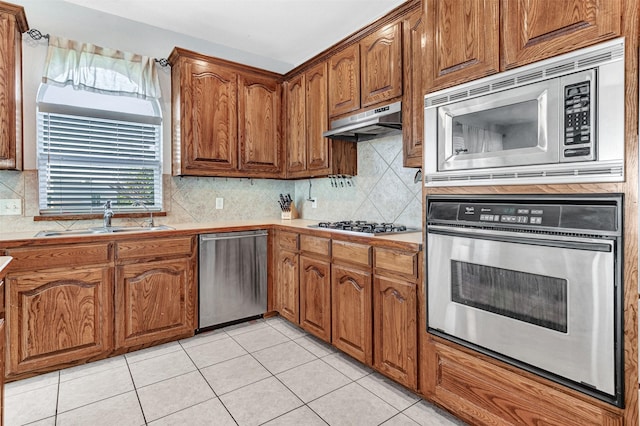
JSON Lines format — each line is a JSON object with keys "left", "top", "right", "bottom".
{"left": 437, "top": 79, "right": 561, "bottom": 172}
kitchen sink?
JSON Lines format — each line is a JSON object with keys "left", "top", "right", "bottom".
{"left": 35, "top": 225, "right": 173, "bottom": 237}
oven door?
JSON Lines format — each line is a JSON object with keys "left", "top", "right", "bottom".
{"left": 427, "top": 226, "right": 616, "bottom": 396}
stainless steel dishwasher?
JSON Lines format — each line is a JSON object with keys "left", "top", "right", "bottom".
{"left": 198, "top": 230, "right": 267, "bottom": 331}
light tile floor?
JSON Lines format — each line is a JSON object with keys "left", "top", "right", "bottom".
{"left": 4, "top": 317, "right": 467, "bottom": 426}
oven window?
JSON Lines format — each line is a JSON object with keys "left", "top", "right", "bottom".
{"left": 451, "top": 100, "right": 539, "bottom": 154}
{"left": 451, "top": 260, "right": 567, "bottom": 333}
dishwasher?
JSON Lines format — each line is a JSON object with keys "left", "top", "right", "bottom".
{"left": 198, "top": 230, "right": 267, "bottom": 331}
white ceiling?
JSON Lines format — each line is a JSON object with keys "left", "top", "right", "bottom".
{"left": 61, "top": 0, "right": 407, "bottom": 73}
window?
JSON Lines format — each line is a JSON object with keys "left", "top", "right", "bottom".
{"left": 37, "top": 84, "right": 162, "bottom": 215}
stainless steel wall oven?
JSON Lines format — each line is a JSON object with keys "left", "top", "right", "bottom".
{"left": 425, "top": 194, "right": 623, "bottom": 407}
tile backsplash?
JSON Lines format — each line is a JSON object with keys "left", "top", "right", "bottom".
{"left": 294, "top": 135, "right": 422, "bottom": 228}
{"left": 0, "top": 134, "right": 422, "bottom": 234}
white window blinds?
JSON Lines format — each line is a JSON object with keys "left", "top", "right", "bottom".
{"left": 38, "top": 110, "right": 162, "bottom": 214}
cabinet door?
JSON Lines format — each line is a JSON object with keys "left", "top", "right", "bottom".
{"left": 179, "top": 59, "right": 238, "bottom": 173}
{"left": 115, "top": 257, "right": 196, "bottom": 349}
{"left": 373, "top": 276, "right": 417, "bottom": 389}
{"left": 299, "top": 256, "right": 331, "bottom": 342}
{"left": 285, "top": 74, "right": 306, "bottom": 175}
{"left": 331, "top": 264, "right": 372, "bottom": 364}
{"left": 306, "top": 62, "right": 331, "bottom": 174}
{"left": 277, "top": 248, "right": 299, "bottom": 324}
{"left": 402, "top": 10, "right": 425, "bottom": 168}
{"left": 360, "top": 22, "right": 403, "bottom": 108}
{"left": 6, "top": 267, "right": 113, "bottom": 376}
{"left": 0, "top": 6, "right": 26, "bottom": 170}
{"left": 328, "top": 44, "right": 361, "bottom": 117}
{"left": 238, "top": 73, "right": 282, "bottom": 176}
{"left": 424, "top": 0, "right": 500, "bottom": 92}
{"left": 501, "top": 0, "right": 622, "bottom": 70}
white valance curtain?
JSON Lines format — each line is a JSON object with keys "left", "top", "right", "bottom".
{"left": 42, "top": 36, "right": 161, "bottom": 100}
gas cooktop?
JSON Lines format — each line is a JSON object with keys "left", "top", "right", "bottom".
{"left": 308, "top": 220, "right": 419, "bottom": 236}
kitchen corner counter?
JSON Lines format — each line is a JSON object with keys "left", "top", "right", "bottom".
{"left": 0, "top": 219, "right": 423, "bottom": 251}
{"left": 0, "top": 257, "right": 11, "bottom": 275}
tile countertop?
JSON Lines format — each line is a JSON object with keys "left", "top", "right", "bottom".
{"left": 0, "top": 219, "right": 423, "bottom": 251}
{"left": 0, "top": 256, "right": 12, "bottom": 274}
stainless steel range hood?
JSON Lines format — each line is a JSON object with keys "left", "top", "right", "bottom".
{"left": 322, "top": 100, "right": 402, "bottom": 142}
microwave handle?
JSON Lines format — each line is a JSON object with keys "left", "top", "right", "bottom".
{"left": 427, "top": 226, "right": 612, "bottom": 253}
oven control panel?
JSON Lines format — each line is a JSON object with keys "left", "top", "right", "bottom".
{"left": 427, "top": 198, "right": 619, "bottom": 233}
{"left": 459, "top": 204, "right": 560, "bottom": 228}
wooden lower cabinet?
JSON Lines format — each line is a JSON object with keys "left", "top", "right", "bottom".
{"left": 425, "top": 339, "right": 623, "bottom": 426}
{"left": 373, "top": 275, "right": 417, "bottom": 389}
{"left": 6, "top": 266, "right": 113, "bottom": 376}
{"left": 276, "top": 248, "right": 299, "bottom": 324}
{"left": 299, "top": 256, "right": 331, "bottom": 341}
{"left": 115, "top": 257, "right": 196, "bottom": 349}
{"left": 331, "top": 264, "right": 372, "bottom": 364}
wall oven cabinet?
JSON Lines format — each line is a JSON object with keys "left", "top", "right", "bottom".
{"left": 425, "top": 194, "right": 623, "bottom": 407}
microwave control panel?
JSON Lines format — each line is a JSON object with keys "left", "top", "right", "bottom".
{"left": 563, "top": 81, "right": 594, "bottom": 161}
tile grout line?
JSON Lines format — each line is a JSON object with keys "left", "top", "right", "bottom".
{"left": 245, "top": 322, "right": 359, "bottom": 425}
{"left": 124, "top": 355, "right": 149, "bottom": 426}
{"left": 178, "top": 338, "right": 241, "bottom": 426}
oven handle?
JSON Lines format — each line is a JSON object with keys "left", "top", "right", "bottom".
{"left": 427, "top": 226, "right": 613, "bottom": 252}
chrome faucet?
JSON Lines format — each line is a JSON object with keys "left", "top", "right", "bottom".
{"left": 133, "top": 199, "right": 154, "bottom": 227}
{"left": 103, "top": 200, "right": 114, "bottom": 228}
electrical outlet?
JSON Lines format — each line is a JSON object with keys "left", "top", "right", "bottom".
{"left": 215, "top": 198, "right": 224, "bottom": 209}
{"left": 0, "top": 198, "right": 22, "bottom": 215}
{"left": 311, "top": 198, "right": 317, "bottom": 208}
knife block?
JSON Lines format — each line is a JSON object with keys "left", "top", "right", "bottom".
{"left": 281, "top": 202, "right": 299, "bottom": 220}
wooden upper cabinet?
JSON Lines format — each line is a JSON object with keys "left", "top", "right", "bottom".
{"left": 170, "top": 48, "right": 283, "bottom": 178}
{"left": 305, "top": 62, "right": 331, "bottom": 173}
{"left": 360, "top": 22, "right": 403, "bottom": 108}
{"left": 402, "top": 10, "right": 425, "bottom": 168}
{"left": 423, "top": 0, "right": 624, "bottom": 92}
{"left": 0, "top": 2, "right": 27, "bottom": 170}
{"left": 176, "top": 59, "right": 238, "bottom": 173}
{"left": 285, "top": 74, "right": 306, "bottom": 174}
{"left": 328, "top": 44, "right": 361, "bottom": 117}
{"left": 501, "top": 0, "right": 623, "bottom": 70}
{"left": 238, "top": 73, "right": 282, "bottom": 175}
{"left": 424, "top": 0, "right": 500, "bottom": 92}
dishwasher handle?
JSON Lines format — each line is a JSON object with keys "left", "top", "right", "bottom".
{"left": 200, "top": 231, "right": 268, "bottom": 242}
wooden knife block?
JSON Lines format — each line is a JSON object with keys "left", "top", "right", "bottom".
{"left": 281, "top": 202, "right": 299, "bottom": 220}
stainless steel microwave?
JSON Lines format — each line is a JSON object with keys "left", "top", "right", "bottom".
{"left": 424, "top": 38, "right": 625, "bottom": 187}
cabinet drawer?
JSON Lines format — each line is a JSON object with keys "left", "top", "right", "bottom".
{"left": 332, "top": 240, "right": 371, "bottom": 268}
{"left": 6, "top": 243, "right": 112, "bottom": 272}
{"left": 374, "top": 248, "right": 418, "bottom": 279}
{"left": 278, "top": 231, "right": 299, "bottom": 251}
{"left": 300, "top": 235, "right": 330, "bottom": 258}
{"left": 117, "top": 236, "right": 194, "bottom": 261}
